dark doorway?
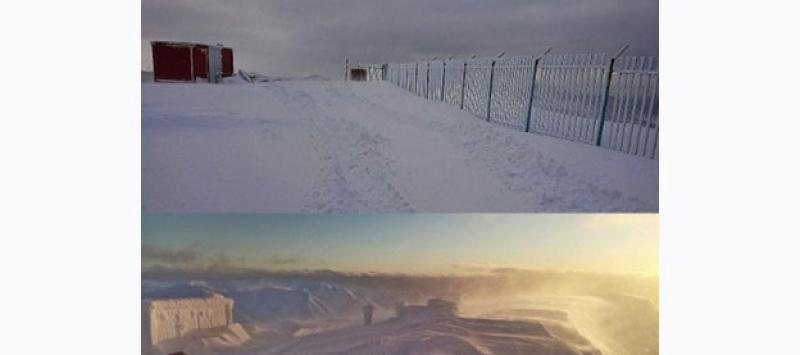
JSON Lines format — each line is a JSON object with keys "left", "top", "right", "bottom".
{"left": 350, "top": 69, "right": 367, "bottom": 81}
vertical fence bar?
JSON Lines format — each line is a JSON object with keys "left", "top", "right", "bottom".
{"left": 426, "top": 62, "right": 431, "bottom": 99}
{"left": 524, "top": 56, "right": 539, "bottom": 133}
{"left": 595, "top": 45, "right": 629, "bottom": 146}
{"left": 580, "top": 54, "right": 592, "bottom": 141}
{"left": 441, "top": 61, "right": 447, "bottom": 101}
{"left": 613, "top": 56, "right": 628, "bottom": 150}
{"left": 414, "top": 63, "right": 419, "bottom": 95}
{"left": 345, "top": 58, "right": 349, "bottom": 81}
{"left": 616, "top": 57, "right": 635, "bottom": 150}
{"left": 525, "top": 48, "right": 551, "bottom": 133}
{"left": 553, "top": 55, "right": 564, "bottom": 134}
{"left": 608, "top": 57, "right": 626, "bottom": 149}
{"left": 566, "top": 55, "right": 580, "bottom": 138}
{"left": 405, "top": 66, "right": 409, "bottom": 91}
{"left": 486, "top": 59, "right": 497, "bottom": 121}
{"left": 550, "top": 55, "right": 561, "bottom": 135}
{"left": 460, "top": 61, "right": 467, "bottom": 110}
{"left": 632, "top": 58, "right": 650, "bottom": 155}
{"left": 627, "top": 56, "right": 647, "bottom": 154}
{"left": 542, "top": 55, "right": 554, "bottom": 133}
{"left": 643, "top": 59, "right": 658, "bottom": 158}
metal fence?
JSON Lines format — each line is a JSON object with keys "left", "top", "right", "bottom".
{"left": 380, "top": 48, "right": 659, "bottom": 159}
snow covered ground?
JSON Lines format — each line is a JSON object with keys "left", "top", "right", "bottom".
{"left": 143, "top": 80, "right": 657, "bottom": 212}
{"left": 142, "top": 271, "right": 658, "bottom": 355}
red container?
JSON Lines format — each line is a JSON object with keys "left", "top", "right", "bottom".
{"left": 222, "top": 48, "right": 234, "bottom": 76}
{"left": 152, "top": 42, "right": 193, "bottom": 82}
{"left": 151, "top": 41, "right": 234, "bottom": 82}
{"left": 192, "top": 45, "right": 209, "bottom": 79}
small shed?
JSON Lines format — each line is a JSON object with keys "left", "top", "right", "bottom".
{"left": 345, "top": 60, "right": 385, "bottom": 82}
{"left": 151, "top": 41, "right": 234, "bottom": 83}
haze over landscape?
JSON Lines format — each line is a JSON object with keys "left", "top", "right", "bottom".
{"left": 143, "top": 214, "right": 658, "bottom": 275}
{"left": 143, "top": 214, "right": 658, "bottom": 355}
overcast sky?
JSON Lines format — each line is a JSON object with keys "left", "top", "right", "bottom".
{"left": 142, "top": 0, "right": 658, "bottom": 79}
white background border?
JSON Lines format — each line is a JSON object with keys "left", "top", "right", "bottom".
{"left": 2, "top": 0, "right": 800, "bottom": 354}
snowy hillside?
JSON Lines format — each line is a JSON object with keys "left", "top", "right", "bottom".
{"left": 142, "top": 80, "right": 657, "bottom": 212}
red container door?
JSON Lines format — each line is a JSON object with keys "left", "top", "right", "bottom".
{"left": 222, "top": 48, "right": 234, "bottom": 76}
{"left": 193, "top": 45, "right": 209, "bottom": 80}
{"left": 152, "top": 43, "right": 192, "bottom": 82}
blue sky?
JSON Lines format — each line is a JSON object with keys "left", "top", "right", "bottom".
{"left": 143, "top": 214, "right": 658, "bottom": 275}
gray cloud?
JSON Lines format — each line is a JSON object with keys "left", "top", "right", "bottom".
{"left": 267, "top": 255, "right": 306, "bottom": 265}
{"left": 142, "top": 243, "right": 199, "bottom": 266}
{"left": 142, "top": 0, "right": 657, "bottom": 78}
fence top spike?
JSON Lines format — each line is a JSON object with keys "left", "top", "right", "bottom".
{"left": 613, "top": 44, "right": 630, "bottom": 59}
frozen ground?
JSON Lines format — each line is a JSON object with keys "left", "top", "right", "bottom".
{"left": 142, "top": 80, "right": 657, "bottom": 212}
{"left": 142, "top": 271, "right": 657, "bottom": 355}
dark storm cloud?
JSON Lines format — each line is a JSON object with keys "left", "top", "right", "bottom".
{"left": 142, "top": 0, "right": 657, "bottom": 78}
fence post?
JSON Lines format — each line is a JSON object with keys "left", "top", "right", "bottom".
{"left": 426, "top": 62, "right": 431, "bottom": 99}
{"left": 595, "top": 44, "right": 629, "bottom": 146}
{"left": 486, "top": 59, "right": 497, "bottom": 121}
{"left": 345, "top": 58, "right": 349, "bottom": 81}
{"left": 414, "top": 63, "right": 419, "bottom": 95}
{"left": 460, "top": 61, "right": 467, "bottom": 110}
{"left": 525, "top": 48, "right": 552, "bottom": 133}
{"left": 441, "top": 61, "right": 447, "bottom": 101}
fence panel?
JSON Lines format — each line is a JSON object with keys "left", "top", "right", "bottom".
{"left": 600, "top": 56, "right": 659, "bottom": 158}
{"left": 419, "top": 62, "right": 427, "bottom": 96}
{"left": 490, "top": 55, "right": 535, "bottom": 130}
{"left": 428, "top": 62, "right": 445, "bottom": 101}
{"left": 387, "top": 64, "right": 397, "bottom": 85}
{"left": 530, "top": 54, "right": 609, "bottom": 144}
{"left": 463, "top": 58, "right": 493, "bottom": 118}
{"left": 443, "top": 60, "right": 464, "bottom": 105}
{"left": 381, "top": 51, "right": 658, "bottom": 159}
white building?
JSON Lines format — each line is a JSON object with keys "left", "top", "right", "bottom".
{"left": 142, "top": 294, "right": 234, "bottom": 352}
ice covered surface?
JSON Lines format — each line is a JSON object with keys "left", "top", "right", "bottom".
{"left": 263, "top": 299, "right": 592, "bottom": 355}
{"left": 142, "top": 294, "right": 243, "bottom": 355}
{"left": 142, "top": 80, "right": 657, "bottom": 212}
{"left": 142, "top": 270, "right": 657, "bottom": 355}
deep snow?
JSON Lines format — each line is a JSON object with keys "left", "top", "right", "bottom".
{"left": 142, "top": 80, "right": 657, "bottom": 212}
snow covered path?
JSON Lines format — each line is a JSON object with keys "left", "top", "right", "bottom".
{"left": 143, "top": 80, "right": 657, "bottom": 212}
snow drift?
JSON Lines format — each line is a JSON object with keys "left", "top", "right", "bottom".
{"left": 142, "top": 80, "right": 657, "bottom": 213}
